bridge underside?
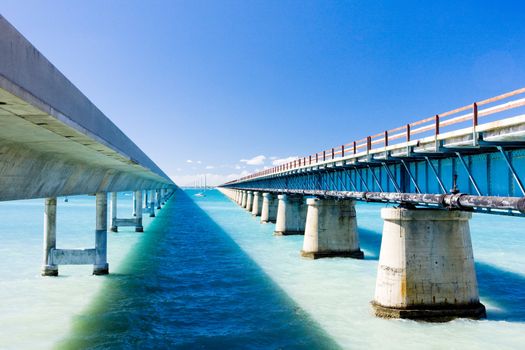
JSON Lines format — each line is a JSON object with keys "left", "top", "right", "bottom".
{"left": 0, "top": 86, "right": 171, "bottom": 200}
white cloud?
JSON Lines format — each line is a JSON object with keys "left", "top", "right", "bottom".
{"left": 205, "top": 165, "right": 215, "bottom": 169}
{"left": 240, "top": 155, "right": 266, "bottom": 165}
{"left": 272, "top": 156, "right": 298, "bottom": 165}
{"left": 186, "top": 159, "right": 193, "bottom": 163}
{"left": 197, "top": 160, "right": 202, "bottom": 164}
{"left": 234, "top": 165, "right": 242, "bottom": 170}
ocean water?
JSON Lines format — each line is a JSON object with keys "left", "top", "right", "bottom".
{"left": 0, "top": 189, "right": 524, "bottom": 349}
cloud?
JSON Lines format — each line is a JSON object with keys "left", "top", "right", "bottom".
{"left": 186, "top": 160, "right": 193, "bottom": 163}
{"left": 205, "top": 165, "right": 215, "bottom": 169}
{"left": 240, "top": 155, "right": 266, "bottom": 165}
{"left": 272, "top": 156, "right": 298, "bottom": 166}
{"left": 197, "top": 160, "right": 202, "bottom": 164}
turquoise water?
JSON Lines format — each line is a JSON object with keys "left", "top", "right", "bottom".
{"left": 1, "top": 189, "right": 525, "bottom": 349}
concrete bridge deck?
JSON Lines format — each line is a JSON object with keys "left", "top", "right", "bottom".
{"left": 0, "top": 15, "right": 174, "bottom": 201}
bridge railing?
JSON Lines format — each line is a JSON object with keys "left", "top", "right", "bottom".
{"left": 227, "top": 87, "right": 525, "bottom": 184}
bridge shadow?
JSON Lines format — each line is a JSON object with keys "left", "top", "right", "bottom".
{"left": 357, "top": 228, "right": 381, "bottom": 260}
{"left": 476, "top": 262, "right": 525, "bottom": 321}
{"left": 357, "top": 226, "right": 525, "bottom": 322}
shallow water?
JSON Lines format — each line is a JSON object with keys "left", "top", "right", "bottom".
{"left": 0, "top": 189, "right": 524, "bottom": 349}
{"left": 196, "top": 190, "right": 525, "bottom": 349}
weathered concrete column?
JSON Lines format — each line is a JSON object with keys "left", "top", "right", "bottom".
{"left": 251, "top": 191, "right": 263, "bottom": 216}
{"left": 301, "top": 198, "right": 364, "bottom": 259}
{"left": 372, "top": 208, "right": 486, "bottom": 321}
{"left": 135, "top": 190, "right": 144, "bottom": 232}
{"left": 132, "top": 191, "right": 137, "bottom": 217}
{"left": 274, "top": 194, "right": 307, "bottom": 235}
{"left": 161, "top": 189, "right": 166, "bottom": 205}
{"left": 110, "top": 192, "right": 118, "bottom": 232}
{"left": 246, "top": 191, "right": 253, "bottom": 211}
{"left": 149, "top": 189, "right": 156, "bottom": 217}
{"left": 93, "top": 192, "right": 109, "bottom": 275}
{"left": 235, "top": 190, "right": 241, "bottom": 204}
{"left": 260, "top": 192, "right": 278, "bottom": 223}
{"left": 156, "top": 189, "right": 162, "bottom": 209}
{"left": 41, "top": 197, "right": 58, "bottom": 276}
{"left": 241, "top": 191, "right": 247, "bottom": 208}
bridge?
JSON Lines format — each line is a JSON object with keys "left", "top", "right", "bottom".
{"left": 219, "top": 87, "right": 525, "bottom": 321}
{"left": 0, "top": 16, "right": 176, "bottom": 276}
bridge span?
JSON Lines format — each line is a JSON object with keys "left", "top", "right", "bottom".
{"left": 219, "top": 87, "right": 525, "bottom": 321}
{"left": 0, "top": 16, "right": 176, "bottom": 276}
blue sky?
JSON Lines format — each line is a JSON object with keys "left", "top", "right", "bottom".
{"left": 2, "top": 1, "right": 525, "bottom": 186}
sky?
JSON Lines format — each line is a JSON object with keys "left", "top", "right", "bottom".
{"left": 2, "top": 1, "right": 525, "bottom": 186}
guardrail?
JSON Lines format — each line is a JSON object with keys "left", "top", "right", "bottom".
{"left": 226, "top": 87, "right": 525, "bottom": 185}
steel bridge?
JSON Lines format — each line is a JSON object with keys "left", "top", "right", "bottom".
{"left": 222, "top": 88, "right": 525, "bottom": 216}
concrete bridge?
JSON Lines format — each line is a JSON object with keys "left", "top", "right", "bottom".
{"left": 219, "top": 87, "right": 525, "bottom": 321}
{"left": 0, "top": 16, "right": 176, "bottom": 276}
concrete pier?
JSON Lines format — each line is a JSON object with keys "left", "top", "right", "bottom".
{"left": 301, "top": 198, "right": 364, "bottom": 259}
{"left": 251, "top": 191, "right": 262, "bottom": 216}
{"left": 156, "top": 189, "right": 162, "bottom": 209}
{"left": 149, "top": 190, "right": 156, "bottom": 217}
{"left": 372, "top": 208, "right": 486, "bottom": 321}
{"left": 132, "top": 192, "right": 137, "bottom": 217}
{"left": 41, "top": 197, "right": 58, "bottom": 276}
{"left": 93, "top": 192, "right": 109, "bottom": 275}
{"left": 135, "top": 191, "right": 144, "bottom": 232}
{"left": 260, "top": 192, "right": 278, "bottom": 223}
{"left": 241, "top": 191, "right": 247, "bottom": 208}
{"left": 246, "top": 191, "right": 253, "bottom": 211}
{"left": 110, "top": 192, "right": 118, "bottom": 232}
{"left": 274, "top": 194, "right": 307, "bottom": 235}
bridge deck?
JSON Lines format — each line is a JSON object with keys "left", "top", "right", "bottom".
{"left": 224, "top": 88, "right": 525, "bottom": 216}
{"left": 0, "top": 16, "right": 174, "bottom": 200}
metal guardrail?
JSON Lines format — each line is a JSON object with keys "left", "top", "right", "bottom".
{"left": 226, "top": 87, "right": 525, "bottom": 185}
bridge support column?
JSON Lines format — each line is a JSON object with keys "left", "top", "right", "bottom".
{"left": 135, "top": 191, "right": 144, "bottom": 232}
{"left": 41, "top": 197, "right": 58, "bottom": 276}
{"left": 372, "top": 208, "right": 486, "bottom": 321}
{"left": 132, "top": 191, "right": 137, "bottom": 217}
{"left": 246, "top": 191, "right": 253, "bottom": 211}
{"left": 93, "top": 192, "right": 109, "bottom": 275}
{"left": 251, "top": 191, "right": 263, "bottom": 216}
{"left": 42, "top": 193, "right": 111, "bottom": 276}
{"left": 156, "top": 190, "right": 162, "bottom": 209}
{"left": 241, "top": 191, "right": 248, "bottom": 208}
{"left": 260, "top": 193, "right": 277, "bottom": 223}
{"left": 301, "top": 198, "right": 364, "bottom": 259}
{"left": 110, "top": 192, "right": 118, "bottom": 232}
{"left": 274, "top": 194, "right": 306, "bottom": 235}
{"left": 149, "top": 190, "right": 156, "bottom": 217}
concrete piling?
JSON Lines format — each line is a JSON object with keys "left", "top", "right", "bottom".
{"left": 241, "top": 191, "right": 247, "bottom": 208}
{"left": 251, "top": 191, "right": 262, "bottom": 216}
{"left": 274, "top": 194, "right": 307, "bottom": 235}
{"left": 135, "top": 190, "right": 144, "bottom": 232}
{"left": 371, "top": 207, "right": 486, "bottom": 321}
{"left": 41, "top": 197, "right": 58, "bottom": 276}
{"left": 149, "top": 190, "right": 156, "bottom": 217}
{"left": 93, "top": 192, "right": 109, "bottom": 275}
{"left": 246, "top": 191, "right": 253, "bottom": 212}
{"left": 260, "top": 192, "right": 277, "bottom": 224}
{"left": 301, "top": 198, "right": 364, "bottom": 259}
{"left": 110, "top": 192, "right": 118, "bottom": 232}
